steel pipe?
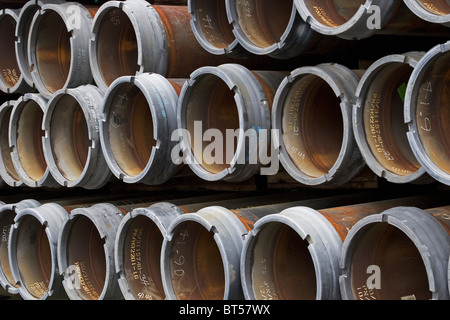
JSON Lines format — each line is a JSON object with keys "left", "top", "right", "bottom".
{"left": 100, "top": 73, "right": 182, "bottom": 185}
{"left": 89, "top": 0, "right": 229, "bottom": 92}
{"left": 43, "top": 84, "right": 112, "bottom": 189}
{"left": 340, "top": 205, "right": 450, "bottom": 300}
{"left": 0, "top": 8, "right": 33, "bottom": 94}
{"left": 0, "top": 199, "right": 41, "bottom": 296}
{"left": 9, "top": 93, "right": 59, "bottom": 188}
{"left": 294, "top": 0, "right": 449, "bottom": 40}
{"left": 15, "top": 0, "right": 65, "bottom": 91}
{"left": 160, "top": 191, "right": 401, "bottom": 300}
{"left": 353, "top": 52, "right": 432, "bottom": 184}
{"left": 405, "top": 41, "right": 450, "bottom": 186}
{"left": 8, "top": 203, "right": 70, "bottom": 300}
{"left": 27, "top": 2, "right": 95, "bottom": 99}
{"left": 177, "top": 63, "right": 287, "bottom": 182}
{"left": 272, "top": 63, "right": 365, "bottom": 186}
{"left": 188, "top": 0, "right": 249, "bottom": 58}
{"left": 0, "top": 100, "right": 22, "bottom": 187}
{"left": 403, "top": 0, "right": 450, "bottom": 27}
{"left": 241, "top": 193, "right": 448, "bottom": 300}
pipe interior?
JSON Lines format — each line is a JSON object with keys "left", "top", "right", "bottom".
{"left": 303, "top": 0, "right": 365, "bottom": 27}
{"left": 281, "top": 74, "right": 344, "bottom": 178}
{"left": 122, "top": 216, "right": 165, "bottom": 300}
{"left": 66, "top": 215, "right": 106, "bottom": 300}
{"left": 350, "top": 222, "right": 431, "bottom": 300}
{"left": 0, "top": 15, "right": 20, "bottom": 88}
{"left": 35, "top": 11, "right": 71, "bottom": 94}
{"left": 249, "top": 222, "right": 316, "bottom": 300}
{"left": 196, "top": 0, "right": 236, "bottom": 49}
{"left": 415, "top": 51, "right": 450, "bottom": 174}
{"left": 185, "top": 74, "right": 239, "bottom": 174}
{"left": 16, "top": 101, "right": 47, "bottom": 181}
{"left": 1, "top": 108, "right": 20, "bottom": 181}
{"left": 363, "top": 63, "right": 421, "bottom": 176}
{"left": 417, "top": 0, "right": 450, "bottom": 15}
{"left": 0, "top": 210, "right": 18, "bottom": 288}
{"left": 234, "top": 0, "right": 293, "bottom": 48}
{"left": 50, "top": 95, "right": 89, "bottom": 182}
{"left": 169, "top": 221, "right": 225, "bottom": 300}
{"left": 15, "top": 216, "right": 52, "bottom": 299}
{"left": 107, "top": 83, "right": 155, "bottom": 177}
{"left": 96, "top": 8, "right": 139, "bottom": 87}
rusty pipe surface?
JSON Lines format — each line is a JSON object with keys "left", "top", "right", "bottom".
{"left": 100, "top": 73, "right": 183, "bottom": 185}
{"left": 0, "top": 100, "right": 22, "bottom": 187}
{"left": 9, "top": 93, "right": 59, "bottom": 188}
{"left": 340, "top": 205, "right": 450, "bottom": 300}
{"left": 160, "top": 190, "right": 410, "bottom": 300}
{"left": 403, "top": 0, "right": 450, "bottom": 27}
{"left": 27, "top": 2, "right": 94, "bottom": 98}
{"left": 353, "top": 52, "right": 433, "bottom": 184}
{"left": 240, "top": 192, "right": 449, "bottom": 300}
{"left": 0, "top": 8, "right": 33, "bottom": 94}
{"left": 177, "top": 63, "right": 288, "bottom": 182}
{"left": 294, "top": 0, "right": 450, "bottom": 40}
{"left": 405, "top": 41, "right": 450, "bottom": 186}
{"left": 89, "top": 0, "right": 230, "bottom": 92}
{"left": 43, "top": 84, "right": 112, "bottom": 189}
{"left": 272, "top": 63, "right": 366, "bottom": 186}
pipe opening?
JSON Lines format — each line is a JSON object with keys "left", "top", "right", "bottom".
{"left": 16, "top": 101, "right": 47, "bottom": 181}
{"left": 235, "top": 0, "right": 294, "bottom": 48}
{"left": 34, "top": 11, "right": 71, "bottom": 94}
{"left": 281, "top": 75, "right": 344, "bottom": 178}
{"left": 65, "top": 215, "right": 106, "bottom": 300}
{"left": 107, "top": 83, "right": 155, "bottom": 177}
{"left": 185, "top": 74, "right": 239, "bottom": 174}
{"left": 0, "top": 210, "right": 18, "bottom": 288}
{"left": 248, "top": 222, "right": 316, "bottom": 300}
{"left": 350, "top": 222, "right": 431, "bottom": 300}
{"left": 169, "top": 221, "right": 225, "bottom": 300}
{"left": 417, "top": 0, "right": 450, "bottom": 15}
{"left": 1, "top": 108, "right": 20, "bottom": 181}
{"left": 50, "top": 95, "right": 89, "bottom": 182}
{"left": 303, "top": 0, "right": 364, "bottom": 27}
{"left": 0, "top": 15, "right": 20, "bottom": 89}
{"left": 15, "top": 216, "right": 52, "bottom": 299}
{"left": 363, "top": 63, "right": 421, "bottom": 176}
{"left": 96, "top": 8, "right": 139, "bottom": 87}
{"left": 195, "top": 0, "right": 236, "bottom": 49}
{"left": 122, "top": 216, "right": 165, "bottom": 300}
{"left": 414, "top": 51, "right": 450, "bottom": 174}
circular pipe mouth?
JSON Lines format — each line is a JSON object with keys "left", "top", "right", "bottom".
{"left": 12, "top": 99, "right": 47, "bottom": 183}
{"left": 15, "top": 215, "right": 53, "bottom": 299}
{"left": 103, "top": 82, "right": 155, "bottom": 178}
{"left": 348, "top": 222, "right": 431, "bottom": 300}
{"left": 0, "top": 102, "right": 21, "bottom": 186}
{"left": 416, "top": 0, "right": 450, "bottom": 15}
{"left": 64, "top": 215, "right": 106, "bottom": 300}
{"left": 120, "top": 215, "right": 165, "bottom": 300}
{"left": 355, "top": 58, "right": 424, "bottom": 182}
{"left": 184, "top": 73, "right": 240, "bottom": 175}
{"left": 280, "top": 75, "right": 344, "bottom": 178}
{"left": 404, "top": 0, "right": 450, "bottom": 25}
{"left": 246, "top": 222, "right": 317, "bottom": 300}
{"left": 95, "top": 8, "right": 139, "bottom": 89}
{"left": 405, "top": 43, "right": 450, "bottom": 184}
{"left": 0, "top": 209, "right": 18, "bottom": 290}
{"left": 48, "top": 95, "right": 89, "bottom": 182}
{"left": 0, "top": 12, "right": 21, "bottom": 92}
{"left": 33, "top": 10, "right": 71, "bottom": 95}
{"left": 167, "top": 221, "right": 225, "bottom": 300}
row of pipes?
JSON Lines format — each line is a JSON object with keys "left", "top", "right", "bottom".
{"left": 0, "top": 40, "right": 449, "bottom": 189}
{"left": 0, "top": 189, "right": 449, "bottom": 300}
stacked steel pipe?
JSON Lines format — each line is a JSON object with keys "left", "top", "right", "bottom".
{"left": 0, "top": 0, "right": 448, "bottom": 302}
